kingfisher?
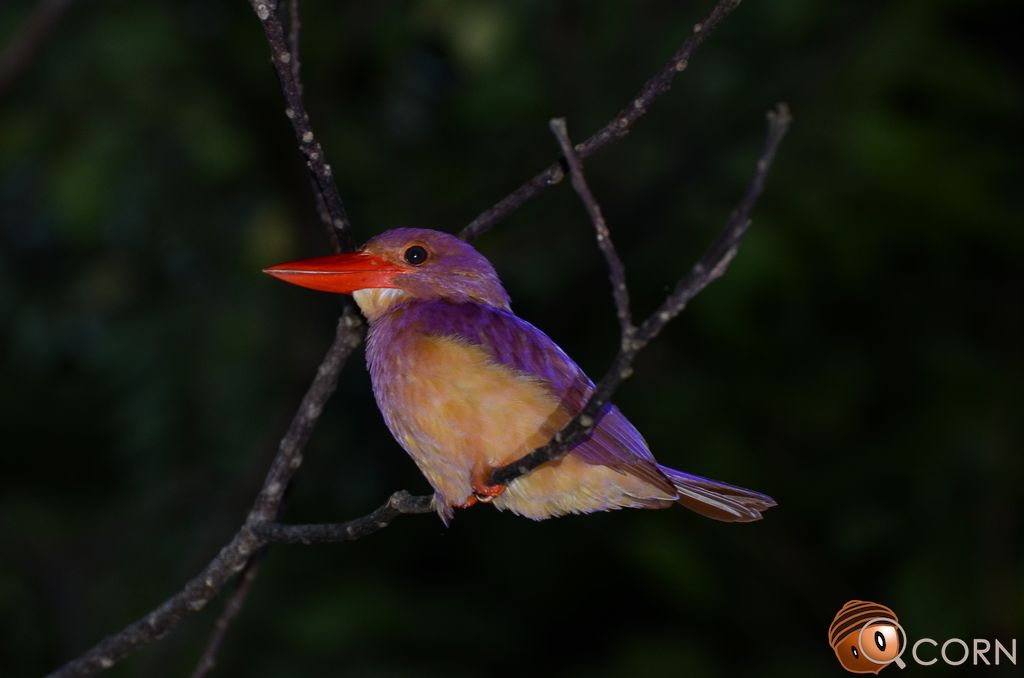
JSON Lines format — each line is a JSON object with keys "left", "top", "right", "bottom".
{"left": 265, "top": 228, "right": 776, "bottom": 524}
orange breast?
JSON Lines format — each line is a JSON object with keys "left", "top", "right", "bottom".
{"left": 390, "top": 334, "right": 568, "bottom": 504}
{"left": 386, "top": 334, "right": 674, "bottom": 520}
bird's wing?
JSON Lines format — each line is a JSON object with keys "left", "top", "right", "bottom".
{"left": 401, "top": 301, "right": 675, "bottom": 495}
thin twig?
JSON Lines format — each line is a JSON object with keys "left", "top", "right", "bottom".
{"left": 248, "top": 310, "right": 365, "bottom": 521}
{"left": 279, "top": 0, "right": 341, "bottom": 254}
{"left": 249, "top": 0, "right": 353, "bottom": 251}
{"left": 190, "top": 556, "right": 265, "bottom": 678}
{"left": 490, "top": 103, "right": 792, "bottom": 485}
{"left": 549, "top": 118, "right": 633, "bottom": 336}
{"left": 255, "top": 491, "right": 435, "bottom": 544}
{"left": 458, "top": 0, "right": 742, "bottom": 242}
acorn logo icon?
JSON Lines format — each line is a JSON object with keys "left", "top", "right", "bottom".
{"left": 829, "top": 600, "right": 907, "bottom": 673}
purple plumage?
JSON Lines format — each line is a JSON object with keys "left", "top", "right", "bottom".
{"left": 267, "top": 227, "right": 776, "bottom": 523}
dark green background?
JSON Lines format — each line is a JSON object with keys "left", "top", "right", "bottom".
{"left": 2, "top": 1, "right": 1020, "bottom": 676}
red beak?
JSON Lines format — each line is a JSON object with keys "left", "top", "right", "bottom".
{"left": 262, "top": 252, "right": 407, "bottom": 294}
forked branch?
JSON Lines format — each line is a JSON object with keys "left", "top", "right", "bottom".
{"left": 490, "top": 104, "right": 791, "bottom": 485}
{"left": 459, "top": 0, "right": 744, "bottom": 241}
{"left": 48, "top": 1, "right": 784, "bottom": 675}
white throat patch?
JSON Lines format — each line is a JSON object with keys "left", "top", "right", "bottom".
{"left": 352, "top": 288, "right": 410, "bottom": 320}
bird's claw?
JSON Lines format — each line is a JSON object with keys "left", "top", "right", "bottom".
{"left": 452, "top": 476, "right": 506, "bottom": 510}
{"left": 472, "top": 481, "right": 506, "bottom": 503}
{"left": 452, "top": 495, "right": 478, "bottom": 510}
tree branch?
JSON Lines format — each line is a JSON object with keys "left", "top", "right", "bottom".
{"left": 48, "top": 1, "right": 785, "bottom": 674}
{"left": 248, "top": 0, "right": 353, "bottom": 251}
{"left": 490, "top": 103, "right": 792, "bottom": 486}
{"left": 254, "top": 491, "right": 435, "bottom": 545}
{"left": 549, "top": 118, "right": 633, "bottom": 336}
{"left": 458, "top": 0, "right": 743, "bottom": 242}
{"left": 190, "top": 556, "right": 265, "bottom": 678}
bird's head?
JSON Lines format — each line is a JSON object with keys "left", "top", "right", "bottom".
{"left": 263, "top": 228, "right": 510, "bottom": 320}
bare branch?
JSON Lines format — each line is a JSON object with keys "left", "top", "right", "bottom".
{"left": 490, "top": 103, "right": 792, "bottom": 486}
{"left": 255, "top": 492, "right": 435, "bottom": 545}
{"left": 278, "top": 0, "right": 340, "bottom": 253}
{"left": 248, "top": 0, "right": 353, "bottom": 251}
{"left": 250, "top": 308, "right": 365, "bottom": 520}
{"left": 190, "top": 557, "right": 265, "bottom": 678}
{"left": 49, "top": 4, "right": 785, "bottom": 675}
{"left": 549, "top": 118, "right": 633, "bottom": 336}
{"left": 459, "top": 0, "right": 742, "bottom": 242}
{"left": 640, "top": 104, "right": 792, "bottom": 329}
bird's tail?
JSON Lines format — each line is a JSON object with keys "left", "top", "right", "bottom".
{"left": 657, "top": 465, "right": 777, "bottom": 523}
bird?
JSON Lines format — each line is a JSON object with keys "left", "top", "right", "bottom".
{"left": 264, "top": 228, "right": 776, "bottom": 525}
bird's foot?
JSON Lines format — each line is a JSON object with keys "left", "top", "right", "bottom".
{"left": 452, "top": 495, "right": 478, "bottom": 510}
{"left": 471, "top": 481, "right": 506, "bottom": 504}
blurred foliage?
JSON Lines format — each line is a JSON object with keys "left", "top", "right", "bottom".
{"left": 1, "top": 0, "right": 1021, "bottom": 676}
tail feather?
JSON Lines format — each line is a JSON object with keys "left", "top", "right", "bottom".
{"left": 657, "top": 465, "right": 777, "bottom": 523}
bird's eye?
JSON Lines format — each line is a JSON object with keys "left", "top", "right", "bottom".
{"left": 404, "top": 245, "right": 428, "bottom": 265}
